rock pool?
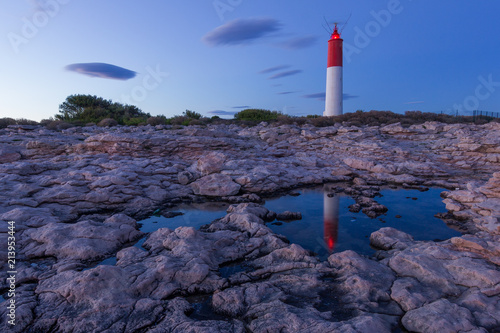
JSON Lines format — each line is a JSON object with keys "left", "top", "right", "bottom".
{"left": 137, "top": 186, "right": 461, "bottom": 260}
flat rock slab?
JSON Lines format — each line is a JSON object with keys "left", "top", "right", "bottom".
{"left": 191, "top": 173, "right": 241, "bottom": 197}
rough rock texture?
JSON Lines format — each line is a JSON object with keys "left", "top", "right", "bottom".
{"left": 0, "top": 122, "right": 499, "bottom": 332}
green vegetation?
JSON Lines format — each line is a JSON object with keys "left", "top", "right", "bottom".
{"left": 234, "top": 109, "right": 282, "bottom": 122}
{"left": 0, "top": 117, "right": 39, "bottom": 129}
{"left": 56, "top": 94, "right": 151, "bottom": 125}
{"left": 1, "top": 94, "right": 498, "bottom": 130}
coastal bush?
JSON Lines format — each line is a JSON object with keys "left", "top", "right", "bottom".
{"left": 169, "top": 115, "right": 189, "bottom": 126}
{"left": 0, "top": 118, "right": 40, "bottom": 128}
{"left": 42, "top": 119, "right": 74, "bottom": 131}
{"left": 184, "top": 110, "right": 202, "bottom": 120}
{"left": 234, "top": 109, "right": 282, "bottom": 122}
{"left": 147, "top": 116, "right": 167, "bottom": 126}
{"left": 56, "top": 94, "right": 151, "bottom": 125}
{"left": 97, "top": 118, "right": 119, "bottom": 127}
{"left": 0, "top": 118, "right": 17, "bottom": 128}
{"left": 166, "top": 110, "right": 206, "bottom": 126}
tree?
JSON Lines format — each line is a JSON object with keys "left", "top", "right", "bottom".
{"left": 183, "top": 110, "right": 202, "bottom": 119}
{"left": 55, "top": 94, "right": 151, "bottom": 124}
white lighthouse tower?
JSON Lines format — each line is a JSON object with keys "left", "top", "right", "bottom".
{"left": 324, "top": 24, "right": 343, "bottom": 116}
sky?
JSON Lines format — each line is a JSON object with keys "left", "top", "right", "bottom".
{"left": 1, "top": 0, "right": 499, "bottom": 121}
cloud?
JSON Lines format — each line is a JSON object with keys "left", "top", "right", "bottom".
{"left": 202, "top": 18, "right": 281, "bottom": 46}
{"left": 302, "top": 92, "right": 326, "bottom": 100}
{"left": 404, "top": 101, "right": 425, "bottom": 104}
{"left": 259, "top": 65, "right": 291, "bottom": 74}
{"left": 208, "top": 110, "right": 237, "bottom": 116}
{"left": 269, "top": 70, "right": 302, "bottom": 80}
{"left": 302, "top": 92, "right": 358, "bottom": 101}
{"left": 232, "top": 106, "right": 251, "bottom": 109}
{"left": 344, "top": 93, "right": 359, "bottom": 100}
{"left": 277, "top": 91, "right": 297, "bottom": 95}
{"left": 65, "top": 63, "right": 137, "bottom": 80}
{"left": 278, "top": 36, "right": 318, "bottom": 50}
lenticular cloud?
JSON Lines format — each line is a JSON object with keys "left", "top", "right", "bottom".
{"left": 203, "top": 18, "right": 281, "bottom": 46}
{"left": 65, "top": 63, "right": 137, "bottom": 80}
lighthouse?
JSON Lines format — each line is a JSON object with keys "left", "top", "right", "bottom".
{"left": 324, "top": 24, "right": 343, "bottom": 116}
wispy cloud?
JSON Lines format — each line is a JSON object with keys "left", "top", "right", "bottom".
{"left": 278, "top": 35, "right": 318, "bottom": 50}
{"left": 277, "top": 91, "right": 297, "bottom": 95}
{"left": 208, "top": 110, "right": 238, "bottom": 116}
{"left": 232, "top": 105, "right": 250, "bottom": 109}
{"left": 302, "top": 92, "right": 326, "bottom": 100}
{"left": 302, "top": 92, "right": 358, "bottom": 101}
{"left": 269, "top": 69, "right": 302, "bottom": 80}
{"left": 344, "top": 94, "right": 359, "bottom": 100}
{"left": 202, "top": 18, "right": 281, "bottom": 46}
{"left": 259, "top": 65, "right": 291, "bottom": 74}
{"left": 65, "top": 63, "right": 137, "bottom": 80}
{"left": 404, "top": 101, "right": 425, "bottom": 104}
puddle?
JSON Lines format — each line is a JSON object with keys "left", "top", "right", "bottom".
{"left": 98, "top": 257, "right": 117, "bottom": 266}
{"left": 218, "top": 261, "right": 254, "bottom": 279}
{"left": 264, "top": 187, "right": 461, "bottom": 259}
{"left": 91, "top": 186, "right": 460, "bottom": 269}
{"left": 185, "top": 294, "right": 229, "bottom": 321}
{"left": 138, "top": 202, "right": 229, "bottom": 233}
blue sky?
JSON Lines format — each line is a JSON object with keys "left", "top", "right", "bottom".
{"left": 1, "top": 0, "right": 499, "bottom": 121}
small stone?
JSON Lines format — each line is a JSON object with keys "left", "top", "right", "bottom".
{"left": 276, "top": 211, "right": 302, "bottom": 221}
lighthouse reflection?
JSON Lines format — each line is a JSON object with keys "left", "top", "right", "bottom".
{"left": 323, "top": 192, "right": 339, "bottom": 254}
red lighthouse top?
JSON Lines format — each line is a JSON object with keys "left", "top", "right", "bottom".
{"left": 327, "top": 24, "right": 343, "bottom": 67}
{"left": 331, "top": 25, "right": 341, "bottom": 40}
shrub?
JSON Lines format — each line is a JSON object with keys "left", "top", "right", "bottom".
{"left": 184, "top": 110, "right": 202, "bottom": 119}
{"left": 56, "top": 94, "right": 150, "bottom": 125}
{"left": 188, "top": 119, "right": 203, "bottom": 126}
{"left": 15, "top": 118, "right": 39, "bottom": 126}
{"left": 234, "top": 109, "right": 282, "bottom": 122}
{"left": 123, "top": 117, "right": 145, "bottom": 126}
{"left": 0, "top": 118, "right": 17, "bottom": 128}
{"left": 97, "top": 118, "right": 118, "bottom": 127}
{"left": 170, "top": 116, "right": 189, "bottom": 126}
{"left": 147, "top": 116, "right": 167, "bottom": 126}
{"left": 43, "top": 120, "right": 74, "bottom": 131}
{"left": 308, "top": 116, "right": 337, "bottom": 127}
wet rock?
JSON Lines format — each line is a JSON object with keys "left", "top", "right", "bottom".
{"left": 370, "top": 227, "right": 414, "bottom": 251}
{"left": 276, "top": 211, "right": 302, "bottom": 221}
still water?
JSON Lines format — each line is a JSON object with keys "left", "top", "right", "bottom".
{"left": 264, "top": 187, "right": 461, "bottom": 259}
{"left": 138, "top": 187, "right": 461, "bottom": 260}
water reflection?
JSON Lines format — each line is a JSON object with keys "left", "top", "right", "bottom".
{"left": 323, "top": 192, "right": 339, "bottom": 254}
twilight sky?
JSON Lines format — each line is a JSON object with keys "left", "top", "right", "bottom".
{"left": 1, "top": 0, "right": 499, "bottom": 121}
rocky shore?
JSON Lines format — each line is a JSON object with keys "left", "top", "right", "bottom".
{"left": 0, "top": 121, "right": 499, "bottom": 332}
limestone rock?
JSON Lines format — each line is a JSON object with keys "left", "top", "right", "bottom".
{"left": 402, "top": 299, "right": 484, "bottom": 333}
{"left": 191, "top": 173, "right": 241, "bottom": 197}
{"left": 196, "top": 152, "right": 227, "bottom": 175}
{"left": 370, "top": 227, "right": 414, "bottom": 251}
